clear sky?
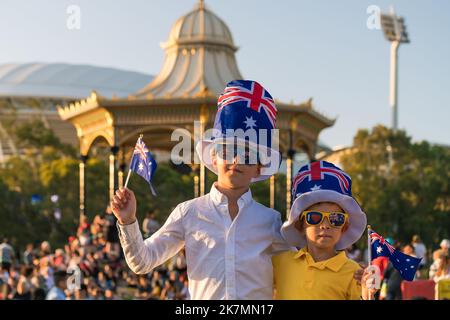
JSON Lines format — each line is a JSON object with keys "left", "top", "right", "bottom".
{"left": 1, "top": 0, "right": 449, "bottom": 148}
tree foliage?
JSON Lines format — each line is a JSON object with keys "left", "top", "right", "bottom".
{"left": 341, "top": 125, "right": 450, "bottom": 248}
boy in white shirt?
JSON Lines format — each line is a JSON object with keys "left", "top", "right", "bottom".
{"left": 111, "top": 80, "right": 288, "bottom": 299}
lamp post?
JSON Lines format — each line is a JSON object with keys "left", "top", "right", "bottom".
{"left": 380, "top": 7, "right": 410, "bottom": 132}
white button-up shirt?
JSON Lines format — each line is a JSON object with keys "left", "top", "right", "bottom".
{"left": 117, "top": 183, "right": 289, "bottom": 300}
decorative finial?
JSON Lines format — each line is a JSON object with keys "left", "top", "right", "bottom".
{"left": 199, "top": 0, "right": 204, "bottom": 10}
{"left": 389, "top": 5, "right": 395, "bottom": 15}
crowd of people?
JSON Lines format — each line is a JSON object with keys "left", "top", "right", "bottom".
{"left": 0, "top": 209, "right": 188, "bottom": 300}
{"left": 0, "top": 208, "right": 448, "bottom": 300}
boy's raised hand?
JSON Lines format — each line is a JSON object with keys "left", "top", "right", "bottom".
{"left": 354, "top": 267, "right": 364, "bottom": 284}
{"left": 353, "top": 263, "right": 380, "bottom": 300}
{"left": 111, "top": 188, "right": 137, "bottom": 225}
{"left": 360, "top": 265, "right": 381, "bottom": 300}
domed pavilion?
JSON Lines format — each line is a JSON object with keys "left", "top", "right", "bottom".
{"left": 58, "top": 1, "right": 335, "bottom": 218}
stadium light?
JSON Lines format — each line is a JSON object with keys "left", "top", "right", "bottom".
{"left": 380, "top": 7, "right": 410, "bottom": 132}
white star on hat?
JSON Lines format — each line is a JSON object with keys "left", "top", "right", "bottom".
{"left": 310, "top": 184, "right": 322, "bottom": 191}
{"left": 243, "top": 116, "right": 257, "bottom": 129}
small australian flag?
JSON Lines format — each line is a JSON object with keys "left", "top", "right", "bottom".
{"left": 369, "top": 229, "right": 422, "bottom": 281}
{"left": 130, "top": 136, "right": 157, "bottom": 196}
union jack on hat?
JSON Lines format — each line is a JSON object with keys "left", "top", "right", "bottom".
{"left": 281, "top": 161, "right": 367, "bottom": 250}
{"left": 196, "top": 80, "right": 281, "bottom": 182}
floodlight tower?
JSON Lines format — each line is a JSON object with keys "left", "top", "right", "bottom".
{"left": 380, "top": 7, "right": 410, "bottom": 132}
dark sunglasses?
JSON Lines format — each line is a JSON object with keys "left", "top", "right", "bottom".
{"left": 214, "top": 143, "right": 260, "bottom": 165}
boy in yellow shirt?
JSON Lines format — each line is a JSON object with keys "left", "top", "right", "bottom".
{"left": 273, "top": 161, "right": 370, "bottom": 300}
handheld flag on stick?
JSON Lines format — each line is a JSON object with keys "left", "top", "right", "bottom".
{"left": 124, "top": 134, "right": 157, "bottom": 196}
{"left": 367, "top": 225, "right": 373, "bottom": 300}
{"left": 368, "top": 226, "right": 421, "bottom": 281}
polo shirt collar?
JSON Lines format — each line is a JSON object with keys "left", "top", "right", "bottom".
{"left": 294, "top": 247, "right": 348, "bottom": 272}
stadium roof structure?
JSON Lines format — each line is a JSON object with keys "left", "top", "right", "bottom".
{"left": 0, "top": 63, "right": 152, "bottom": 99}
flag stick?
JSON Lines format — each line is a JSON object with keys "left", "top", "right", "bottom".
{"left": 124, "top": 169, "right": 132, "bottom": 189}
{"left": 149, "top": 182, "right": 157, "bottom": 196}
{"left": 123, "top": 134, "right": 143, "bottom": 189}
{"left": 367, "top": 225, "right": 372, "bottom": 300}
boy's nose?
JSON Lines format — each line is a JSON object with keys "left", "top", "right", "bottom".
{"left": 320, "top": 218, "right": 332, "bottom": 229}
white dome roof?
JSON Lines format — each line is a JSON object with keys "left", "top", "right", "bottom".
{"left": 135, "top": 1, "right": 242, "bottom": 99}
{"left": 0, "top": 63, "right": 152, "bottom": 99}
{"left": 162, "top": 1, "right": 236, "bottom": 51}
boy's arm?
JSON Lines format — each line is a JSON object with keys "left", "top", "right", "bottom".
{"left": 347, "top": 277, "right": 363, "bottom": 300}
{"left": 271, "top": 212, "right": 291, "bottom": 254}
{"left": 117, "top": 203, "right": 185, "bottom": 274}
{"left": 272, "top": 254, "right": 281, "bottom": 299}
{"left": 141, "top": 218, "right": 148, "bottom": 234}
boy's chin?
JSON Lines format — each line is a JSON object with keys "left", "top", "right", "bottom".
{"left": 310, "top": 238, "right": 338, "bottom": 249}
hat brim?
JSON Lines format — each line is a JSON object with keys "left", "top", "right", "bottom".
{"left": 195, "top": 138, "right": 280, "bottom": 182}
{"left": 281, "top": 190, "right": 367, "bottom": 250}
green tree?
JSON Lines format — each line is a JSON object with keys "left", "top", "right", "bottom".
{"left": 0, "top": 119, "right": 110, "bottom": 248}
{"left": 341, "top": 125, "right": 450, "bottom": 249}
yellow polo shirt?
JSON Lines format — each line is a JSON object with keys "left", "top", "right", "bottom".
{"left": 272, "top": 247, "right": 361, "bottom": 300}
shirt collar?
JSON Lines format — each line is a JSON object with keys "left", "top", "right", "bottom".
{"left": 294, "top": 247, "right": 348, "bottom": 272}
{"left": 209, "top": 183, "right": 253, "bottom": 208}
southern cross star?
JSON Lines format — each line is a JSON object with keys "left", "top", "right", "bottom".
{"left": 243, "top": 116, "right": 257, "bottom": 129}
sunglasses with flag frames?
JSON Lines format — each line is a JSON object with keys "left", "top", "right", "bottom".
{"left": 300, "top": 210, "right": 349, "bottom": 228}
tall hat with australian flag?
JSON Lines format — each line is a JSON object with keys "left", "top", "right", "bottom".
{"left": 196, "top": 79, "right": 281, "bottom": 182}
{"left": 281, "top": 161, "right": 367, "bottom": 250}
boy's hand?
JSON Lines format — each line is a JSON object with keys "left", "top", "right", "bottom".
{"left": 111, "top": 188, "right": 137, "bottom": 225}
{"left": 353, "top": 263, "right": 366, "bottom": 284}
{"left": 353, "top": 263, "right": 380, "bottom": 299}
{"left": 361, "top": 266, "right": 381, "bottom": 300}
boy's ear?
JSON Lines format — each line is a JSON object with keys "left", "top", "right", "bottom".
{"left": 294, "top": 218, "right": 305, "bottom": 233}
{"left": 211, "top": 154, "right": 218, "bottom": 171}
{"left": 252, "top": 165, "right": 262, "bottom": 179}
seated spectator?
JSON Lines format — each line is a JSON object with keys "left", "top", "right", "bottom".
{"left": 160, "top": 279, "right": 176, "bottom": 300}
{"left": 136, "top": 275, "right": 152, "bottom": 299}
{"left": 432, "top": 252, "right": 450, "bottom": 283}
{"left": 39, "top": 241, "right": 51, "bottom": 258}
{"left": 74, "top": 284, "right": 89, "bottom": 300}
{"left": 105, "top": 287, "right": 118, "bottom": 300}
{"left": 53, "top": 249, "right": 66, "bottom": 271}
{"left": 14, "top": 266, "right": 33, "bottom": 300}
{"left": 96, "top": 271, "right": 114, "bottom": 291}
{"left": 0, "top": 238, "right": 15, "bottom": 273}
{"left": 45, "top": 270, "right": 67, "bottom": 300}
{"left": 179, "top": 278, "right": 190, "bottom": 300}
{"left": 142, "top": 211, "right": 161, "bottom": 238}
{"left": 23, "top": 244, "right": 35, "bottom": 266}
{"left": 411, "top": 235, "right": 427, "bottom": 268}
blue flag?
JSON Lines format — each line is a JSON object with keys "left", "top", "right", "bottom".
{"left": 369, "top": 229, "right": 421, "bottom": 281}
{"left": 129, "top": 136, "right": 157, "bottom": 196}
